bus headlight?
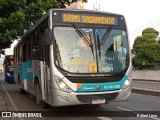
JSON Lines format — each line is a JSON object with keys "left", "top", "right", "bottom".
{"left": 124, "top": 79, "right": 130, "bottom": 86}
{"left": 7, "top": 73, "right": 11, "bottom": 77}
{"left": 122, "top": 77, "right": 132, "bottom": 89}
{"left": 59, "top": 82, "right": 66, "bottom": 89}
{"left": 54, "top": 76, "right": 72, "bottom": 93}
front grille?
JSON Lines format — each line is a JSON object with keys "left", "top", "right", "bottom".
{"left": 66, "top": 75, "right": 123, "bottom": 83}
{"left": 76, "top": 93, "right": 119, "bottom": 103}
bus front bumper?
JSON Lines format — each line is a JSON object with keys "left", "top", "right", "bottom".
{"left": 51, "top": 86, "right": 131, "bottom": 107}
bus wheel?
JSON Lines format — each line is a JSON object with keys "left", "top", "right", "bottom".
{"left": 35, "top": 82, "right": 41, "bottom": 104}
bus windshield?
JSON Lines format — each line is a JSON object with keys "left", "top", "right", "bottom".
{"left": 54, "top": 26, "right": 129, "bottom": 73}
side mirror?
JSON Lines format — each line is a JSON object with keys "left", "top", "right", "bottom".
{"left": 44, "top": 29, "right": 53, "bottom": 45}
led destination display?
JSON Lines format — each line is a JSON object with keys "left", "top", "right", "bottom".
{"left": 62, "top": 13, "right": 118, "bottom": 25}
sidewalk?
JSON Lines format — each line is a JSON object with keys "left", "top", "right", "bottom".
{"left": 0, "top": 82, "right": 7, "bottom": 111}
{"left": 132, "top": 79, "right": 160, "bottom": 90}
{"left": 132, "top": 79, "right": 160, "bottom": 96}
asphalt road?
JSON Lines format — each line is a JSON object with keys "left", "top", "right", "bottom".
{"left": 0, "top": 74, "right": 160, "bottom": 120}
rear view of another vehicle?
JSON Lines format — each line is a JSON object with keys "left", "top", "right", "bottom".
{"left": 5, "top": 66, "right": 14, "bottom": 83}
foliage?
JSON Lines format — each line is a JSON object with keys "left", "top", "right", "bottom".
{"left": 0, "top": 0, "right": 87, "bottom": 54}
{"left": 132, "top": 28, "right": 160, "bottom": 69}
{"left": 142, "top": 28, "right": 159, "bottom": 37}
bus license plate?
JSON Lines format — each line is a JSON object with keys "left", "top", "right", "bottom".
{"left": 92, "top": 99, "right": 105, "bottom": 104}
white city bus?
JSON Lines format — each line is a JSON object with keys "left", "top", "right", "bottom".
{"left": 14, "top": 9, "right": 132, "bottom": 107}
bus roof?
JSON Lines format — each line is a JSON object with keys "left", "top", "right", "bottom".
{"left": 50, "top": 8, "right": 123, "bottom": 16}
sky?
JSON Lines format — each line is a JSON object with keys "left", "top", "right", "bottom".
{"left": 85, "top": 0, "right": 160, "bottom": 47}
{"left": 3, "top": 0, "right": 160, "bottom": 55}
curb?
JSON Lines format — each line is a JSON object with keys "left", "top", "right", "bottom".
{"left": 132, "top": 79, "right": 160, "bottom": 83}
{"left": 132, "top": 87, "right": 160, "bottom": 96}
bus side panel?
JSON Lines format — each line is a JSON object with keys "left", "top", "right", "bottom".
{"left": 22, "top": 62, "right": 28, "bottom": 91}
{"left": 22, "top": 62, "right": 27, "bottom": 80}
{"left": 26, "top": 60, "right": 33, "bottom": 81}
{"left": 14, "top": 63, "right": 21, "bottom": 84}
{"left": 26, "top": 60, "right": 34, "bottom": 94}
{"left": 32, "top": 60, "right": 40, "bottom": 80}
{"left": 27, "top": 60, "right": 40, "bottom": 96}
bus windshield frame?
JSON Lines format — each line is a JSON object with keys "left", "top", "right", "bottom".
{"left": 53, "top": 24, "right": 129, "bottom": 74}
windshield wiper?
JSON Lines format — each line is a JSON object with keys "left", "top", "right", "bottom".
{"left": 73, "top": 23, "right": 92, "bottom": 47}
{"left": 73, "top": 23, "right": 95, "bottom": 59}
{"left": 96, "top": 27, "right": 112, "bottom": 59}
{"left": 96, "top": 33, "right": 101, "bottom": 59}
{"left": 100, "top": 26, "right": 112, "bottom": 45}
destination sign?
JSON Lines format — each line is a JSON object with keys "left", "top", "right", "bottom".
{"left": 62, "top": 13, "right": 118, "bottom": 25}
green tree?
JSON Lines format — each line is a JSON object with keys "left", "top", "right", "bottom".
{"left": 0, "top": 0, "right": 87, "bottom": 54}
{"left": 0, "top": 0, "right": 26, "bottom": 53}
{"left": 132, "top": 28, "right": 160, "bottom": 69}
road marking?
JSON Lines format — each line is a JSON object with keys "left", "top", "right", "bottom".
{"left": 117, "top": 107, "right": 160, "bottom": 120}
{"left": 1, "top": 82, "right": 24, "bottom": 120}
{"left": 97, "top": 117, "right": 113, "bottom": 120}
{"left": 117, "top": 107, "right": 138, "bottom": 114}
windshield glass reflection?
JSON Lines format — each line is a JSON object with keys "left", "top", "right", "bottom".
{"left": 54, "top": 27, "right": 129, "bottom": 73}
{"left": 96, "top": 29, "right": 129, "bottom": 72}
{"left": 54, "top": 27, "right": 96, "bottom": 73}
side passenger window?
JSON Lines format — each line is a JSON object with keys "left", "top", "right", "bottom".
{"left": 32, "top": 30, "right": 40, "bottom": 59}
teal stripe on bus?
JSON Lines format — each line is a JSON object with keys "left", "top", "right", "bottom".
{"left": 76, "top": 75, "right": 128, "bottom": 92}
{"left": 26, "top": 60, "right": 33, "bottom": 81}
{"left": 22, "top": 62, "right": 27, "bottom": 80}
{"left": 21, "top": 60, "right": 33, "bottom": 81}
